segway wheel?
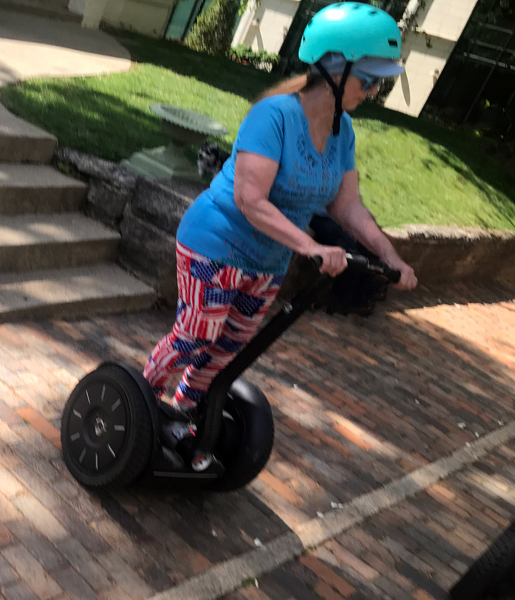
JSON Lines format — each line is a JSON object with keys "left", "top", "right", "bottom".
{"left": 207, "top": 378, "right": 274, "bottom": 493}
{"left": 449, "top": 521, "right": 515, "bottom": 600}
{"left": 61, "top": 365, "right": 153, "bottom": 489}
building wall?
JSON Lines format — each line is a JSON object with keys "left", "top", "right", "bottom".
{"left": 82, "top": 0, "right": 296, "bottom": 50}
{"left": 233, "top": 0, "right": 300, "bottom": 54}
{"left": 421, "top": 0, "right": 477, "bottom": 41}
{"left": 384, "top": 0, "right": 478, "bottom": 117}
{"left": 385, "top": 33, "right": 455, "bottom": 116}
{"left": 102, "top": 0, "right": 176, "bottom": 37}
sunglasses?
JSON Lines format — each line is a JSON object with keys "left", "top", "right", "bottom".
{"left": 352, "top": 70, "right": 382, "bottom": 91}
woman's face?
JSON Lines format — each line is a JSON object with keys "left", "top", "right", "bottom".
{"left": 341, "top": 74, "right": 380, "bottom": 111}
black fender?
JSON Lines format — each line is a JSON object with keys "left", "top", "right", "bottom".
{"left": 207, "top": 377, "right": 274, "bottom": 492}
{"left": 100, "top": 362, "right": 160, "bottom": 443}
{"left": 228, "top": 378, "right": 273, "bottom": 413}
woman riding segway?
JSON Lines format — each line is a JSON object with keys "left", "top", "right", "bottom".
{"left": 144, "top": 1, "right": 417, "bottom": 425}
{"left": 61, "top": 2, "right": 417, "bottom": 490}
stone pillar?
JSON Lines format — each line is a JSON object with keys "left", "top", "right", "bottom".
{"left": 82, "top": 0, "right": 110, "bottom": 28}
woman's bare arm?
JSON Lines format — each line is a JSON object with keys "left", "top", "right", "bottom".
{"left": 234, "top": 151, "right": 347, "bottom": 276}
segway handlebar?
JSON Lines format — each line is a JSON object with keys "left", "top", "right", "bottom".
{"left": 312, "top": 253, "right": 401, "bottom": 283}
{"left": 194, "top": 252, "right": 400, "bottom": 464}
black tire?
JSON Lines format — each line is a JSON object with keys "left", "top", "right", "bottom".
{"left": 450, "top": 521, "right": 515, "bottom": 600}
{"left": 61, "top": 365, "right": 153, "bottom": 489}
{"left": 207, "top": 378, "right": 274, "bottom": 493}
{"left": 494, "top": 575, "right": 515, "bottom": 600}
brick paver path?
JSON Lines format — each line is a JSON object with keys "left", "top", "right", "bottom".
{"left": 0, "top": 277, "right": 513, "bottom": 600}
{"left": 223, "top": 439, "right": 515, "bottom": 600}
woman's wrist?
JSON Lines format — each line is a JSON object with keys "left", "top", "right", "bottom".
{"left": 372, "top": 234, "right": 402, "bottom": 266}
{"left": 298, "top": 235, "right": 320, "bottom": 257}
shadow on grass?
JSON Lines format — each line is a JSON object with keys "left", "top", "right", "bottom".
{"left": 1, "top": 21, "right": 513, "bottom": 227}
{"left": 355, "top": 102, "right": 515, "bottom": 228}
{"left": 114, "top": 31, "right": 515, "bottom": 227}
{"left": 0, "top": 82, "right": 168, "bottom": 162}
{"left": 110, "top": 29, "right": 281, "bottom": 104}
{"left": 0, "top": 30, "right": 278, "bottom": 162}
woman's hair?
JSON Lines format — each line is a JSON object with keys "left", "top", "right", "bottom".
{"left": 255, "top": 72, "right": 325, "bottom": 103}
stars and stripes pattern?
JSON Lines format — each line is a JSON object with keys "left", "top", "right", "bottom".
{"left": 144, "top": 242, "right": 284, "bottom": 410}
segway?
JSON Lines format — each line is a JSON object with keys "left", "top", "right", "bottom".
{"left": 61, "top": 254, "right": 401, "bottom": 492}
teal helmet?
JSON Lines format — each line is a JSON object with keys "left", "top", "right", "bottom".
{"left": 298, "top": 2, "right": 402, "bottom": 65}
{"left": 298, "top": 2, "right": 402, "bottom": 135}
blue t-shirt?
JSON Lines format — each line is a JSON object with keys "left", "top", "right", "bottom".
{"left": 177, "top": 93, "right": 356, "bottom": 275}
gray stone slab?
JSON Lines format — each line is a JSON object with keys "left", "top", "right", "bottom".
{"left": 0, "top": 212, "right": 120, "bottom": 272}
{"left": 0, "top": 104, "right": 56, "bottom": 163}
{"left": 0, "top": 264, "right": 156, "bottom": 322}
{"left": 0, "top": 164, "right": 86, "bottom": 214}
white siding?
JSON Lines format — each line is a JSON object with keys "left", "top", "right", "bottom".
{"left": 420, "top": 0, "right": 477, "bottom": 41}
{"left": 236, "top": 0, "right": 299, "bottom": 54}
{"left": 385, "top": 34, "right": 455, "bottom": 115}
{"left": 385, "top": 0, "right": 479, "bottom": 116}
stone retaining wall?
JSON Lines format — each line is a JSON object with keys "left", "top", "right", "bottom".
{"left": 384, "top": 225, "right": 515, "bottom": 284}
{"left": 55, "top": 148, "right": 515, "bottom": 307}
{"left": 55, "top": 148, "right": 203, "bottom": 306}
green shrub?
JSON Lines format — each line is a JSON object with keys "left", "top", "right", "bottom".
{"left": 230, "top": 44, "right": 280, "bottom": 72}
{"left": 185, "top": 0, "right": 240, "bottom": 56}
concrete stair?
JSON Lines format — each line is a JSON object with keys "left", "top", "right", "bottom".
{"left": 0, "top": 104, "right": 57, "bottom": 163}
{"left": 0, "top": 106, "right": 157, "bottom": 322}
{"left": 0, "top": 164, "right": 87, "bottom": 213}
{"left": 0, "top": 266, "right": 156, "bottom": 322}
{"left": 0, "top": 213, "right": 120, "bottom": 272}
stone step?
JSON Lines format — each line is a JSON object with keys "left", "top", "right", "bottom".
{"left": 0, "top": 164, "right": 87, "bottom": 214}
{"left": 0, "top": 104, "right": 57, "bottom": 163}
{"left": 0, "top": 264, "right": 157, "bottom": 322}
{"left": 0, "top": 0, "right": 81, "bottom": 22}
{"left": 0, "top": 213, "right": 120, "bottom": 273}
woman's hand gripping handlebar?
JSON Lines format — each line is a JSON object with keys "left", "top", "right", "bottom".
{"left": 310, "top": 253, "right": 401, "bottom": 283}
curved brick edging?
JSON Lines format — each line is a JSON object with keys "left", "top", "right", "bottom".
{"left": 54, "top": 148, "right": 515, "bottom": 304}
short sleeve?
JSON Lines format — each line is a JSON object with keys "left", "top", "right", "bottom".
{"left": 235, "top": 98, "right": 284, "bottom": 163}
{"left": 345, "top": 131, "right": 356, "bottom": 172}
{"left": 342, "top": 114, "right": 356, "bottom": 172}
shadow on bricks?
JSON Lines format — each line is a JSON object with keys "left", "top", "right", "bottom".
{"left": 0, "top": 277, "right": 513, "bottom": 599}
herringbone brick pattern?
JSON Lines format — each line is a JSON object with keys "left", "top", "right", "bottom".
{"left": 0, "top": 277, "right": 513, "bottom": 599}
{"left": 224, "top": 439, "right": 515, "bottom": 600}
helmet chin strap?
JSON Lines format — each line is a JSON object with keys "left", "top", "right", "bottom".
{"left": 314, "top": 60, "right": 353, "bottom": 135}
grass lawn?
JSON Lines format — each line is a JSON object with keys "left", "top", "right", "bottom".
{"left": 0, "top": 33, "right": 277, "bottom": 161}
{"left": 354, "top": 103, "right": 515, "bottom": 230}
{"left": 1, "top": 30, "right": 514, "bottom": 231}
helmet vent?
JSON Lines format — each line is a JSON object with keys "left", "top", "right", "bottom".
{"left": 369, "top": 9, "right": 378, "bottom": 14}
{"left": 388, "top": 39, "right": 398, "bottom": 46}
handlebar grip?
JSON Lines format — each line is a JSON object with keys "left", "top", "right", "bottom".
{"left": 311, "top": 253, "right": 400, "bottom": 283}
{"left": 345, "top": 253, "right": 401, "bottom": 283}
{"left": 380, "top": 264, "right": 401, "bottom": 284}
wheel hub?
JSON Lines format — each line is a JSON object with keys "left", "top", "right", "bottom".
{"left": 93, "top": 413, "right": 108, "bottom": 438}
{"left": 66, "top": 381, "right": 129, "bottom": 473}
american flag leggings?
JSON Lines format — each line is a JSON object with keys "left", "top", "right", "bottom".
{"left": 143, "top": 241, "right": 284, "bottom": 410}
